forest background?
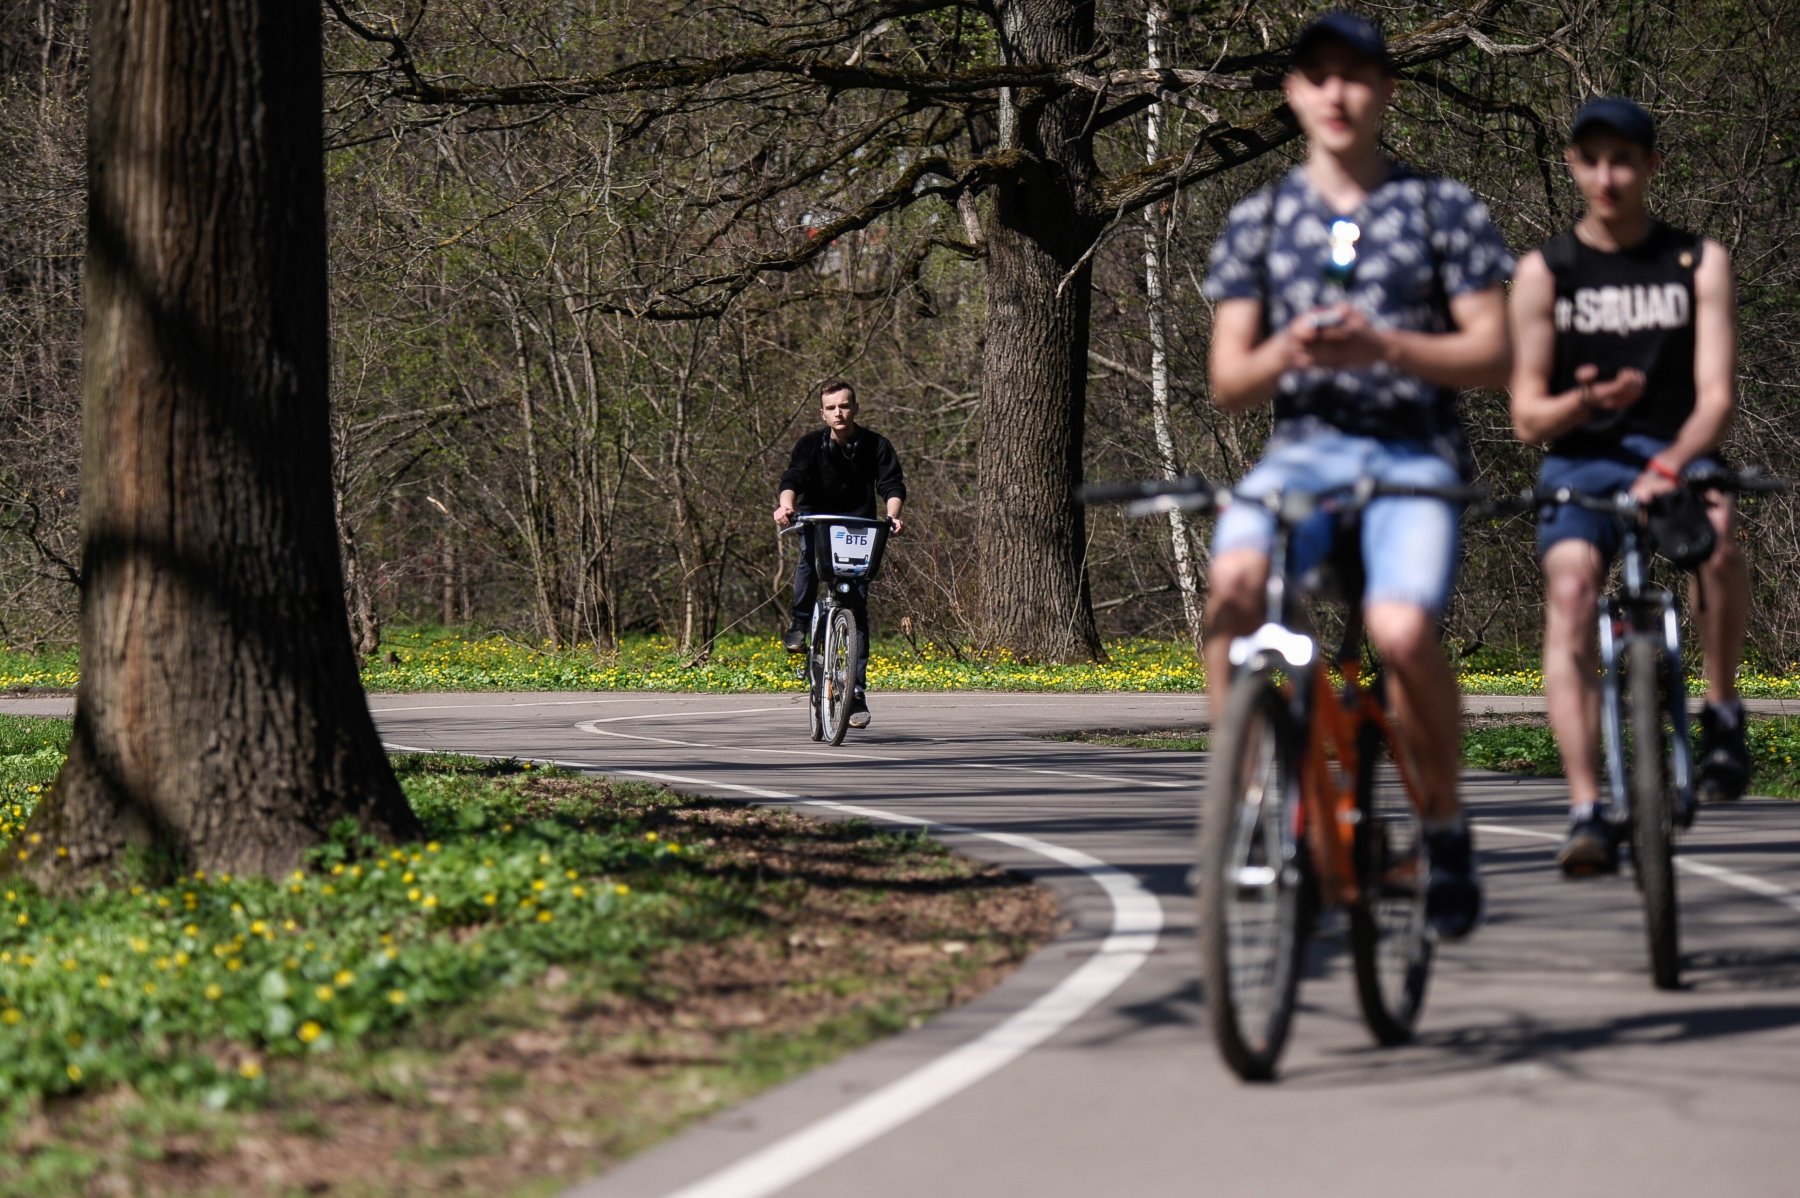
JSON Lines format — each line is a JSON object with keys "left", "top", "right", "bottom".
{"left": 4, "top": 0, "right": 1798, "bottom": 670}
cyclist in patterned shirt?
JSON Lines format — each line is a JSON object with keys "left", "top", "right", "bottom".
{"left": 1201, "top": 11, "right": 1513, "bottom": 939}
{"left": 1510, "top": 98, "right": 1750, "bottom": 875}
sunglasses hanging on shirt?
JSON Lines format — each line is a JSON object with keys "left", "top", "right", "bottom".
{"left": 1323, "top": 218, "right": 1360, "bottom": 291}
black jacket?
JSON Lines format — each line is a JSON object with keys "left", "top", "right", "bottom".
{"left": 779, "top": 426, "right": 906, "bottom": 518}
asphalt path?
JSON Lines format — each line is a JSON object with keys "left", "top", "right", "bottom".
{"left": 352, "top": 690, "right": 1800, "bottom": 1198}
{"left": 11, "top": 690, "right": 1800, "bottom": 1196}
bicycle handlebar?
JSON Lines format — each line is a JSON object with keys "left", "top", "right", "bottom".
{"left": 779, "top": 514, "right": 895, "bottom": 536}
{"left": 1478, "top": 468, "right": 1788, "bottom": 520}
{"left": 1081, "top": 474, "right": 1489, "bottom": 521}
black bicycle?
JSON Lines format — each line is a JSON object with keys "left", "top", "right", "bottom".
{"left": 1500, "top": 469, "right": 1783, "bottom": 989}
{"left": 779, "top": 514, "right": 892, "bottom": 745}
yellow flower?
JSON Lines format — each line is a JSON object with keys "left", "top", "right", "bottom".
{"left": 421, "top": 895, "right": 438, "bottom": 909}
{"left": 315, "top": 985, "right": 334, "bottom": 1002}
{"left": 537, "top": 910, "right": 553, "bottom": 923}
{"left": 297, "top": 1021, "right": 323, "bottom": 1044}
{"left": 1, "top": 1009, "right": 20, "bottom": 1025}
{"left": 204, "top": 984, "right": 223, "bottom": 1001}
{"left": 614, "top": 884, "right": 630, "bottom": 896}
{"left": 66, "top": 1063, "right": 82, "bottom": 1083}
{"left": 333, "top": 970, "right": 354, "bottom": 986}
{"left": 238, "top": 1059, "right": 263, "bottom": 1080}
{"left": 387, "top": 989, "right": 407, "bottom": 1005}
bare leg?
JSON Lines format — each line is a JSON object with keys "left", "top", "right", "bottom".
{"left": 1541, "top": 540, "right": 1607, "bottom": 810}
{"left": 1692, "top": 496, "right": 1747, "bottom": 704}
{"left": 1364, "top": 602, "right": 1461, "bottom": 820}
{"left": 1203, "top": 549, "right": 1269, "bottom": 723}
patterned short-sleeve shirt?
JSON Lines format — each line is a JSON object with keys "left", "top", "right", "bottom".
{"left": 1203, "top": 163, "right": 1513, "bottom": 447}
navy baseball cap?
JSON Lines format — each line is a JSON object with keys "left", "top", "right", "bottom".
{"left": 1570, "top": 97, "right": 1656, "bottom": 151}
{"left": 1291, "top": 11, "right": 1391, "bottom": 72}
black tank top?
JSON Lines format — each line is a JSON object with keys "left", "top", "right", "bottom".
{"left": 1542, "top": 221, "right": 1702, "bottom": 457}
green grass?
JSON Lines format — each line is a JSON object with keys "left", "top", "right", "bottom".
{"left": 1053, "top": 715, "right": 1800, "bottom": 800}
{"left": 11, "top": 627, "right": 1800, "bottom": 697}
{"left": 0, "top": 717, "right": 1043, "bottom": 1194}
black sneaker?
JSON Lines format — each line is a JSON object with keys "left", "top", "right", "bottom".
{"left": 782, "top": 626, "right": 807, "bottom": 653}
{"left": 1555, "top": 811, "right": 1619, "bottom": 878}
{"left": 1423, "top": 825, "right": 1482, "bottom": 940}
{"left": 1696, "top": 700, "right": 1750, "bottom": 802}
{"left": 848, "top": 689, "right": 871, "bottom": 729}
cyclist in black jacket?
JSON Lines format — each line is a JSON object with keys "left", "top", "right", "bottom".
{"left": 774, "top": 381, "right": 906, "bottom": 723}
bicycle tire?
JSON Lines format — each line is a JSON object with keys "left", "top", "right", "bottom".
{"left": 1349, "top": 716, "right": 1433, "bottom": 1045}
{"left": 1199, "top": 673, "right": 1306, "bottom": 1081}
{"left": 1628, "top": 637, "right": 1680, "bottom": 989}
{"left": 824, "top": 608, "right": 859, "bottom": 746}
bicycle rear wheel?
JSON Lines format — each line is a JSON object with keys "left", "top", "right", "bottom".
{"left": 1627, "top": 637, "right": 1680, "bottom": 989}
{"left": 824, "top": 607, "right": 860, "bottom": 746}
{"left": 1349, "top": 716, "right": 1433, "bottom": 1044}
{"left": 1199, "top": 673, "right": 1306, "bottom": 1081}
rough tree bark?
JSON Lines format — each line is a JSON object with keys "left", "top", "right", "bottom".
{"left": 13, "top": 0, "right": 417, "bottom": 888}
{"left": 976, "top": 0, "right": 1105, "bottom": 661}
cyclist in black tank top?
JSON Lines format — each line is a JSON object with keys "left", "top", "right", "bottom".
{"left": 1510, "top": 97, "right": 1752, "bottom": 873}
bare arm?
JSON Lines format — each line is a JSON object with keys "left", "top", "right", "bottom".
{"left": 1509, "top": 251, "right": 1580, "bottom": 444}
{"left": 1657, "top": 239, "right": 1737, "bottom": 470}
{"left": 1296, "top": 287, "right": 1510, "bottom": 389}
{"left": 1382, "top": 287, "right": 1511, "bottom": 390}
{"left": 1207, "top": 298, "right": 1296, "bottom": 412}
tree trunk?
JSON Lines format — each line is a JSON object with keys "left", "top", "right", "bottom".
{"left": 977, "top": 0, "right": 1104, "bottom": 662}
{"left": 15, "top": 0, "right": 417, "bottom": 888}
{"left": 1144, "top": 0, "right": 1204, "bottom": 656}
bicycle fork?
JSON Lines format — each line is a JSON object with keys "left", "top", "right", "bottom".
{"left": 1596, "top": 594, "right": 1695, "bottom": 820}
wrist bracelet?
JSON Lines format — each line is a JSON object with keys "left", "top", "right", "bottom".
{"left": 1647, "top": 456, "right": 1680, "bottom": 482}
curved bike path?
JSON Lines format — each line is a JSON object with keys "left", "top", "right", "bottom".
{"left": 355, "top": 691, "right": 1800, "bottom": 1198}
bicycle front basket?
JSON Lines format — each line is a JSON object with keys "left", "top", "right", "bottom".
{"left": 812, "top": 521, "right": 889, "bottom": 583}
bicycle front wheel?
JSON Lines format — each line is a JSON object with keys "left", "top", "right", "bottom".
{"left": 824, "top": 607, "right": 860, "bottom": 746}
{"left": 1349, "top": 717, "right": 1433, "bottom": 1045}
{"left": 1627, "top": 637, "right": 1680, "bottom": 989}
{"left": 1199, "top": 673, "right": 1306, "bottom": 1081}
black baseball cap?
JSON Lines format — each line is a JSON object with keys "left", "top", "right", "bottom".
{"left": 1570, "top": 96, "right": 1656, "bottom": 152}
{"left": 1290, "top": 11, "right": 1391, "bottom": 72}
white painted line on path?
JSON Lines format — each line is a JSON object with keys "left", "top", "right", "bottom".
{"left": 576, "top": 722, "right": 1185, "bottom": 790}
{"left": 377, "top": 743, "right": 1163, "bottom": 1198}
{"left": 617, "top": 770, "right": 1163, "bottom": 1198}
{"left": 963, "top": 761, "right": 1189, "bottom": 790}
{"left": 1477, "top": 820, "right": 1800, "bottom": 916}
{"left": 370, "top": 696, "right": 671, "bottom": 714}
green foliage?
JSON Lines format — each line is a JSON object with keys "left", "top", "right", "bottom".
{"left": 1461, "top": 723, "right": 1564, "bottom": 777}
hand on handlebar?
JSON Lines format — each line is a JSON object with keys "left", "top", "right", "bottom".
{"left": 773, "top": 502, "right": 796, "bottom": 529}
{"left": 888, "top": 516, "right": 905, "bottom": 537}
{"left": 1628, "top": 466, "right": 1679, "bottom": 507}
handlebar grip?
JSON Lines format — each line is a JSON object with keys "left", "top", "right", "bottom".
{"left": 1079, "top": 475, "right": 1212, "bottom": 505}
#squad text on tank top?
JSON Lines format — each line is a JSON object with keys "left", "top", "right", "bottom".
{"left": 1544, "top": 220, "right": 1701, "bottom": 455}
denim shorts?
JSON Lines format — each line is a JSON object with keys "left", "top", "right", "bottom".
{"left": 1211, "top": 428, "right": 1462, "bottom": 615}
{"left": 1537, "top": 432, "right": 1722, "bottom": 561}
